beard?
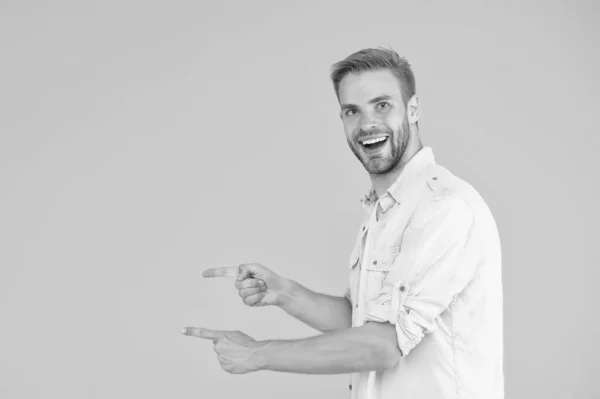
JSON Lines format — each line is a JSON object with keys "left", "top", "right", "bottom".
{"left": 348, "top": 116, "right": 410, "bottom": 175}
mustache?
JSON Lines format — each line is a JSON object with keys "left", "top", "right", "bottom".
{"left": 356, "top": 126, "right": 393, "bottom": 140}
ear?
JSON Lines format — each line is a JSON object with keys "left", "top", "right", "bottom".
{"left": 406, "top": 94, "right": 421, "bottom": 124}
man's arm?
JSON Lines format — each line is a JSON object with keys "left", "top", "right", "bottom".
{"left": 278, "top": 278, "right": 353, "bottom": 332}
{"left": 257, "top": 321, "right": 400, "bottom": 374}
{"left": 204, "top": 264, "right": 352, "bottom": 333}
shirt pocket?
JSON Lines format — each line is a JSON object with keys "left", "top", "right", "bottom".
{"left": 364, "top": 245, "right": 400, "bottom": 300}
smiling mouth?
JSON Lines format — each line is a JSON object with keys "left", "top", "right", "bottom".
{"left": 360, "top": 136, "right": 389, "bottom": 151}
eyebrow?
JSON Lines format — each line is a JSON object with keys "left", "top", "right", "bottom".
{"left": 340, "top": 95, "right": 394, "bottom": 111}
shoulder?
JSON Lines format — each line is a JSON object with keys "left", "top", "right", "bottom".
{"left": 424, "top": 164, "right": 459, "bottom": 199}
{"left": 424, "top": 163, "right": 484, "bottom": 205}
{"left": 414, "top": 163, "right": 478, "bottom": 221}
{"left": 419, "top": 162, "right": 497, "bottom": 230}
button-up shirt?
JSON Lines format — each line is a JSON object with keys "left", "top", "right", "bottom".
{"left": 345, "top": 147, "right": 504, "bottom": 399}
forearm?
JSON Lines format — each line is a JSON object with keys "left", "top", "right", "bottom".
{"left": 256, "top": 322, "right": 400, "bottom": 374}
{"left": 278, "top": 278, "right": 352, "bottom": 332}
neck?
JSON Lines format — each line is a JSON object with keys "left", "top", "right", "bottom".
{"left": 369, "top": 134, "right": 423, "bottom": 198}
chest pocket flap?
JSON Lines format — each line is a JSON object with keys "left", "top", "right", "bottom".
{"left": 364, "top": 245, "right": 400, "bottom": 272}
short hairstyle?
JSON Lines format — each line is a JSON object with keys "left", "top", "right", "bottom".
{"left": 330, "top": 47, "right": 416, "bottom": 107}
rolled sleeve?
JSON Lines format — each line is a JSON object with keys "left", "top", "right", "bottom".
{"left": 364, "top": 196, "right": 477, "bottom": 356}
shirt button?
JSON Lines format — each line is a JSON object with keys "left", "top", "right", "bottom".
{"left": 373, "top": 260, "right": 378, "bottom": 265}
{"left": 349, "top": 384, "right": 352, "bottom": 390}
{"left": 399, "top": 284, "right": 406, "bottom": 292}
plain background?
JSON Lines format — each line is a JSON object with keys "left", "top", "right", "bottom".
{"left": 1, "top": 1, "right": 598, "bottom": 398}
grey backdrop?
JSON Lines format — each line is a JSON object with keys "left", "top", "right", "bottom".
{"left": 1, "top": 1, "right": 598, "bottom": 398}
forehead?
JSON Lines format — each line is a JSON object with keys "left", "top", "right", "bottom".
{"left": 338, "top": 69, "right": 403, "bottom": 104}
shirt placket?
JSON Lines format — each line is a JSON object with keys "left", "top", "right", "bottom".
{"left": 355, "top": 207, "right": 379, "bottom": 320}
{"left": 353, "top": 206, "right": 385, "bottom": 399}
{"left": 350, "top": 207, "right": 377, "bottom": 399}
{"left": 351, "top": 222, "right": 367, "bottom": 327}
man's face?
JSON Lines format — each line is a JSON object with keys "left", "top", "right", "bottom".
{"left": 338, "top": 69, "right": 410, "bottom": 175}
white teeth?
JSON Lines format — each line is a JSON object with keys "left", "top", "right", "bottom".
{"left": 363, "top": 137, "right": 387, "bottom": 145}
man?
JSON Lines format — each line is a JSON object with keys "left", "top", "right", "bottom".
{"left": 182, "top": 47, "right": 504, "bottom": 399}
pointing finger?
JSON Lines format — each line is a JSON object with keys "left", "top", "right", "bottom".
{"left": 202, "top": 267, "right": 239, "bottom": 278}
{"left": 180, "top": 327, "right": 226, "bottom": 340}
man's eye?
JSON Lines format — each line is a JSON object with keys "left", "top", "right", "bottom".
{"left": 345, "top": 109, "right": 357, "bottom": 116}
{"left": 376, "top": 102, "right": 390, "bottom": 109}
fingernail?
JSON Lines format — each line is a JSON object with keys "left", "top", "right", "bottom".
{"left": 180, "top": 328, "right": 186, "bottom": 334}
{"left": 259, "top": 280, "right": 264, "bottom": 286}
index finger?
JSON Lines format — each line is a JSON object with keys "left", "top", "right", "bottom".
{"left": 180, "top": 327, "right": 226, "bottom": 340}
{"left": 202, "top": 266, "right": 239, "bottom": 278}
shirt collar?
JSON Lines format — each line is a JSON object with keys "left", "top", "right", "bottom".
{"left": 360, "top": 147, "right": 436, "bottom": 210}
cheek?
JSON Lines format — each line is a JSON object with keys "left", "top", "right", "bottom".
{"left": 342, "top": 123, "right": 356, "bottom": 141}
{"left": 381, "top": 109, "right": 402, "bottom": 125}
{"left": 381, "top": 115, "right": 396, "bottom": 128}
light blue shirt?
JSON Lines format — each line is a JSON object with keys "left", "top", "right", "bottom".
{"left": 346, "top": 147, "right": 504, "bottom": 399}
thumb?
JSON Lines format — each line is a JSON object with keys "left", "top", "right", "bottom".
{"left": 237, "top": 263, "right": 271, "bottom": 282}
{"left": 237, "top": 264, "right": 256, "bottom": 281}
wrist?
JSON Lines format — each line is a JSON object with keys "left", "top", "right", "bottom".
{"left": 276, "top": 277, "right": 297, "bottom": 308}
{"left": 253, "top": 339, "right": 275, "bottom": 371}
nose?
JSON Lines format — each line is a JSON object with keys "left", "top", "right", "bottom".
{"left": 359, "top": 111, "right": 378, "bottom": 131}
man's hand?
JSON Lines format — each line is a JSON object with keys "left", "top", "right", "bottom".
{"left": 202, "top": 263, "right": 289, "bottom": 307}
{"left": 181, "top": 327, "right": 267, "bottom": 374}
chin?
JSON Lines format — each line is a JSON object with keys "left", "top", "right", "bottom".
{"left": 363, "top": 159, "right": 394, "bottom": 175}
{"left": 362, "top": 152, "right": 404, "bottom": 175}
